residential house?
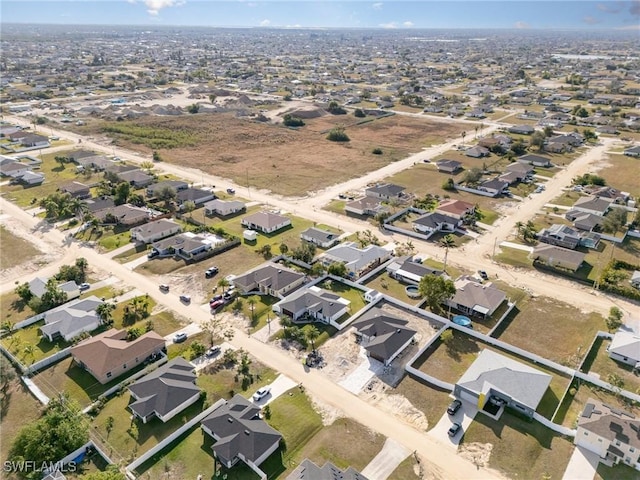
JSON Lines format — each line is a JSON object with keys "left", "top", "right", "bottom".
{"left": 146, "top": 180, "right": 189, "bottom": 197}
{"left": 537, "top": 224, "right": 582, "bottom": 249}
{"left": 572, "top": 196, "right": 612, "bottom": 216}
{"left": 18, "top": 170, "right": 45, "bottom": 185}
{"left": 241, "top": 211, "right": 291, "bottom": 234}
{"left": 29, "top": 277, "right": 80, "bottom": 301}
{"left": 300, "top": 227, "right": 339, "bottom": 248}
{"left": 508, "top": 125, "right": 535, "bottom": 135}
{"left": 344, "top": 196, "right": 388, "bottom": 216}
{"left": 203, "top": 199, "right": 246, "bottom": 217}
{"left": 59, "top": 181, "right": 91, "bottom": 199}
{"left": 272, "top": 285, "right": 350, "bottom": 324}
{"left": 434, "top": 199, "right": 475, "bottom": 220}
{"left": 566, "top": 210, "right": 604, "bottom": 232}
{"left": 446, "top": 277, "right": 507, "bottom": 319}
{"left": 436, "top": 160, "right": 462, "bottom": 174}
{"left": 128, "top": 357, "right": 201, "bottom": 423}
{"left": 0, "top": 160, "right": 30, "bottom": 178}
{"left": 412, "top": 212, "right": 461, "bottom": 235}
{"left": 200, "top": 394, "right": 282, "bottom": 470}
{"left": 351, "top": 312, "right": 416, "bottom": 366}
{"left": 583, "top": 186, "right": 629, "bottom": 205}
{"left": 117, "top": 169, "right": 154, "bottom": 188}
{"left": 287, "top": 459, "right": 369, "bottom": 480}
{"left": 232, "top": 263, "right": 306, "bottom": 297}
{"left": 478, "top": 178, "right": 509, "bottom": 196}
{"left": 93, "top": 204, "right": 150, "bottom": 226}
{"left": 131, "top": 219, "right": 182, "bottom": 244}
{"left": 454, "top": 349, "right": 552, "bottom": 419}
{"left": 623, "top": 145, "right": 640, "bottom": 157}
{"left": 40, "top": 296, "right": 104, "bottom": 342}
{"left": 67, "top": 150, "right": 99, "bottom": 163}
{"left": 84, "top": 196, "right": 116, "bottom": 214}
{"left": 531, "top": 244, "right": 586, "bottom": 272}
{"left": 575, "top": 399, "right": 640, "bottom": 471}
{"left": 364, "top": 183, "right": 405, "bottom": 201}
{"left": 75, "top": 155, "right": 114, "bottom": 171}
{"left": 151, "top": 231, "right": 223, "bottom": 259}
{"left": 176, "top": 187, "right": 216, "bottom": 209}
{"left": 320, "top": 242, "right": 392, "bottom": 279}
{"left": 465, "top": 146, "right": 490, "bottom": 158}
{"left": 502, "top": 163, "right": 534, "bottom": 183}
{"left": 518, "top": 154, "right": 553, "bottom": 167}
{"left": 19, "top": 134, "right": 50, "bottom": 148}
{"left": 386, "top": 257, "right": 442, "bottom": 285}
{"left": 71, "top": 328, "right": 165, "bottom": 384}
{"left": 607, "top": 332, "right": 640, "bottom": 369}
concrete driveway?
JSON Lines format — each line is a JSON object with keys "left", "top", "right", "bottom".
{"left": 562, "top": 446, "right": 599, "bottom": 480}
{"left": 192, "top": 341, "right": 234, "bottom": 372}
{"left": 361, "top": 438, "right": 411, "bottom": 480}
{"left": 427, "top": 398, "right": 478, "bottom": 449}
{"left": 164, "top": 323, "right": 203, "bottom": 345}
{"left": 251, "top": 373, "right": 298, "bottom": 406}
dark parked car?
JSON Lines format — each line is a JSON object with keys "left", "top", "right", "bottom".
{"left": 478, "top": 270, "right": 489, "bottom": 281}
{"left": 179, "top": 295, "right": 191, "bottom": 304}
{"left": 448, "top": 422, "right": 462, "bottom": 437}
{"left": 205, "top": 266, "right": 219, "bottom": 278}
{"left": 79, "top": 282, "right": 91, "bottom": 291}
{"left": 227, "top": 188, "right": 235, "bottom": 194}
{"left": 447, "top": 399, "right": 462, "bottom": 415}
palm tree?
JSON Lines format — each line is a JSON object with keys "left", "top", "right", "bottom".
{"left": 217, "top": 278, "right": 229, "bottom": 293}
{"left": 461, "top": 131, "right": 466, "bottom": 145}
{"left": 305, "top": 325, "right": 320, "bottom": 352}
{"left": 440, "top": 235, "right": 456, "bottom": 273}
{"left": 96, "top": 302, "right": 116, "bottom": 325}
{"left": 514, "top": 221, "right": 524, "bottom": 239}
{"left": 140, "top": 161, "right": 154, "bottom": 174}
{"left": 23, "top": 344, "right": 35, "bottom": 364}
{"left": 247, "top": 296, "right": 257, "bottom": 324}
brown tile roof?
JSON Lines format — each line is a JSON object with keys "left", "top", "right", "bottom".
{"left": 578, "top": 398, "right": 640, "bottom": 450}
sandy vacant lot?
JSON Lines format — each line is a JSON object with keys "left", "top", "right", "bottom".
{"left": 82, "top": 111, "right": 465, "bottom": 197}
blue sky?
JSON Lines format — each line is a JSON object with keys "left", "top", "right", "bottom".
{"left": 1, "top": 1, "right": 639, "bottom": 29}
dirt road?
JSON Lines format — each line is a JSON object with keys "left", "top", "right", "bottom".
{"left": 0, "top": 196, "right": 504, "bottom": 480}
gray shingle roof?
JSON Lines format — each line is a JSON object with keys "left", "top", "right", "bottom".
{"left": 233, "top": 264, "right": 304, "bottom": 293}
{"left": 287, "top": 459, "right": 369, "bottom": 480}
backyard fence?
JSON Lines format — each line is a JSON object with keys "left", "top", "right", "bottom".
{"left": 455, "top": 185, "right": 500, "bottom": 197}
{"left": 42, "top": 440, "right": 115, "bottom": 477}
{"left": 125, "top": 398, "right": 226, "bottom": 479}
{"left": 532, "top": 412, "right": 576, "bottom": 437}
{"left": 26, "top": 347, "right": 72, "bottom": 375}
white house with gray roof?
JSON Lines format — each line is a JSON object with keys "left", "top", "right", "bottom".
{"left": 204, "top": 199, "right": 246, "bottom": 217}
{"left": 40, "top": 295, "right": 104, "bottom": 342}
{"left": 446, "top": 277, "right": 506, "bottom": 319}
{"left": 273, "top": 285, "right": 350, "bottom": 325}
{"left": 365, "top": 183, "right": 405, "bottom": 201}
{"left": 351, "top": 312, "right": 416, "bottom": 366}
{"left": 232, "top": 263, "right": 306, "bottom": 297}
{"left": 130, "top": 219, "right": 182, "bottom": 244}
{"left": 300, "top": 227, "right": 339, "bottom": 248}
{"left": 128, "top": 357, "right": 201, "bottom": 424}
{"left": 572, "top": 196, "right": 612, "bottom": 216}
{"left": 386, "top": 257, "right": 442, "bottom": 285}
{"left": 241, "top": 211, "right": 291, "bottom": 234}
{"left": 607, "top": 331, "right": 640, "bottom": 369}
{"left": 320, "top": 242, "right": 392, "bottom": 279}
{"left": 454, "top": 349, "right": 552, "bottom": 419}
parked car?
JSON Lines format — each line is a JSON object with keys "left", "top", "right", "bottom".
{"left": 173, "top": 332, "right": 187, "bottom": 343}
{"left": 209, "top": 299, "right": 225, "bottom": 310}
{"left": 79, "top": 282, "right": 91, "bottom": 291}
{"left": 148, "top": 250, "right": 159, "bottom": 259}
{"left": 210, "top": 294, "right": 223, "bottom": 303}
{"left": 179, "top": 295, "right": 191, "bottom": 304}
{"left": 159, "top": 284, "right": 170, "bottom": 292}
{"left": 205, "top": 266, "right": 219, "bottom": 278}
{"left": 477, "top": 270, "right": 489, "bottom": 281}
{"left": 222, "top": 290, "right": 236, "bottom": 301}
{"left": 252, "top": 386, "right": 271, "bottom": 402}
{"left": 205, "top": 345, "right": 221, "bottom": 357}
{"left": 448, "top": 422, "right": 462, "bottom": 437}
{"left": 447, "top": 399, "right": 462, "bottom": 415}
{"left": 227, "top": 188, "right": 235, "bottom": 194}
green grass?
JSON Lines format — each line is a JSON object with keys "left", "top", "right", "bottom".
{"left": 549, "top": 191, "right": 581, "bottom": 207}
{"left": 477, "top": 208, "right": 499, "bottom": 225}
{"left": 113, "top": 244, "right": 148, "bottom": 263}
{"left": 1, "top": 321, "right": 71, "bottom": 363}
{"left": 319, "top": 278, "right": 367, "bottom": 316}
{"left": 0, "top": 226, "right": 41, "bottom": 269}
{"left": 595, "top": 462, "right": 640, "bottom": 480}
{"left": 461, "top": 410, "right": 574, "bottom": 480}
{"left": 363, "top": 271, "right": 421, "bottom": 304}
{"left": 495, "top": 246, "right": 533, "bottom": 268}
{"left": 581, "top": 337, "right": 640, "bottom": 393}
{"left": 236, "top": 295, "right": 279, "bottom": 332}
{"left": 97, "top": 230, "right": 132, "bottom": 252}
{"left": 166, "top": 331, "right": 209, "bottom": 361}
{"left": 0, "top": 291, "right": 37, "bottom": 326}
{"left": 323, "top": 199, "right": 346, "bottom": 214}
{"left": 111, "top": 295, "right": 157, "bottom": 330}
{"left": 388, "top": 455, "right": 422, "bottom": 480}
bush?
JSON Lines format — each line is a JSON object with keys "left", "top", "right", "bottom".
{"left": 327, "top": 127, "right": 350, "bottom": 142}
{"left": 372, "top": 148, "right": 383, "bottom": 155}
{"left": 283, "top": 114, "right": 304, "bottom": 127}
{"left": 354, "top": 109, "right": 366, "bottom": 118}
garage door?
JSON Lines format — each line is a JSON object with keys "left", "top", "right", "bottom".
{"left": 459, "top": 389, "right": 478, "bottom": 407}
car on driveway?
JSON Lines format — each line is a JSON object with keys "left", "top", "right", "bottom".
{"left": 447, "top": 399, "right": 462, "bottom": 415}
{"left": 159, "top": 284, "right": 170, "bottom": 292}
{"left": 209, "top": 299, "right": 225, "bottom": 310}
{"left": 173, "top": 332, "right": 187, "bottom": 343}
{"left": 179, "top": 295, "right": 191, "bottom": 304}
{"left": 226, "top": 188, "right": 235, "bottom": 194}
{"left": 205, "top": 266, "right": 219, "bottom": 278}
{"left": 477, "top": 270, "right": 489, "bottom": 281}
{"left": 205, "top": 345, "right": 221, "bottom": 357}
{"left": 448, "top": 422, "right": 462, "bottom": 437}
{"left": 252, "top": 386, "right": 271, "bottom": 402}
{"left": 79, "top": 282, "right": 91, "bottom": 291}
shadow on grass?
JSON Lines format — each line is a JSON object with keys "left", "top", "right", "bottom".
{"left": 445, "top": 330, "right": 480, "bottom": 362}
{"left": 135, "top": 398, "right": 206, "bottom": 446}
{"left": 9, "top": 298, "right": 29, "bottom": 313}
{"left": 489, "top": 306, "right": 520, "bottom": 339}
{"left": 579, "top": 336, "right": 603, "bottom": 373}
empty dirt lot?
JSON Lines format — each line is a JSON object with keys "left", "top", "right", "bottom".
{"left": 82, "top": 112, "right": 466, "bottom": 197}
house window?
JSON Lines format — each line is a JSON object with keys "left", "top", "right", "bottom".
{"left": 106, "top": 372, "right": 112, "bottom": 378}
{"left": 123, "top": 363, "right": 127, "bottom": 369}
{"left": 630, "top": 448, "right": 635, "bottom": 453}
{"left": 135, "top": 357, "right": 139, "bottom": 363}
{"left": 615, "top": 440, "right": 621, "bottom": 446}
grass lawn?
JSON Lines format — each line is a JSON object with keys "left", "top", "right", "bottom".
{"left": 598, "top": 153, "right": 640, "bottom": 198}
{"left": 549, "top": 191, "right": 582, "bottom": 207}
{"left": 496, "top": 296, "right": 605, "bottom": 367}
{"left": 317, "top": 278, "right": 368, "bottom": 319}
{"left": 388, "top": 455, "right": 422, "bottom": 480}
{"left": 0, "top": 379, "right": 44, "bottom": 467}
{"left": 144, "top": 310, "right": 184, "bottom": 337}
{"left": 0, "top": 291, "right": 37, "bottom": 326}
{"left": 112, "top": 244, "right": 148, "bottom": 264}
{"left": 414, "top": 330, "right": 570, "bottom": 419}
{"left": 461, "top": 410, "right": 574, "bottom": 480}
{"left": 595, "top": 462, "right": 640, "bottom": 480}
{"left": 97, "top": 230, "right": 132, "bottom": 252}
{"left": 393, "top": 374, "right": 452, "bottom": 431}
{"left": 323, "top": 199, "right": 346, "bottom": 215}
{"left": 166, "top": 331, "right": 209, "bottom": 361}
{"left": 83, "top": 285, "right": 121, "bottom": 301}
{"left": 363, "top": 271, "right": 422, "bottom": 304}
{"left": 111, "top": 295, "right": 157, "bottom": 330}
{"left": 32, "top": 355, "right": 153, "bottom": 408}
{"left": 1, "top": 320, "right": 71, "bottom": 363}
{"left": 580, "top": 337, "right": 640, "bottom": 393}
{"left": 284, "top": 417, "right": 386, "bottom": 476}
{"left": 91, "top": 392, "right": 207, "bottom": 464}
{"left": 233, "top": 294, "right": 279, "bottom": 332}
{"left": 266, "top": 387, "right": 324, "bottom": 465}
{"left": 494, "top": 246, "right": 533, "bottom": 269}
{"left": 0, "top": 226, "right": 42, "bottom": 269}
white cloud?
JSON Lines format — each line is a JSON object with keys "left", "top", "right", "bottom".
{"left": 372, "top": 2, "right": 383, "bottom": 10}
{"left": 403, "top": 21, "right": 414, "bottom": 27}
{"left": 143, "top": 0, "right": 184, "bottom": 16}
{"left": 260, "top": 19, "right": 271, "bottom": 26}
{"left": 379, "top": 21, "right": 397, "bottom": 29}
{"left": 583, "top": 15, "right": 601, "bottom": 25}
{"left": 514, "top": 21, "right": 530, "bottom": 29}
{"left": 615, "top": 23, "right": 640, "bottom": 30}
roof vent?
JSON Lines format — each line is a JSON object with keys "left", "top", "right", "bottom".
{"left": 227, "top": 418, "right": 233, "bottom": 423}
{"left": 244, "top": 429, "right": 251, "bottom": 435}
{"left": 396, "top": 329, "right": 401, "bottom": 333}
{"left": 278, "top": 269, "right": 282, "bottom": 273}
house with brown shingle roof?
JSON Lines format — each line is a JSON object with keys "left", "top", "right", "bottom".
{"left": 575, "top": 398, "right": 640, "bottom": 471}
{"left": 71, "top": 328, "right": 165, "bottom": 384}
